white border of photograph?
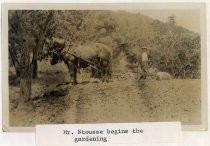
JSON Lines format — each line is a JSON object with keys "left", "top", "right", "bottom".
{"left": 1, "top": 2, "right": 208, "bottom": 132}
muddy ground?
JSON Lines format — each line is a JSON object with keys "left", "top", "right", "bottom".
{"left": 9, "top": 58, "right": 201, "bottom": 127}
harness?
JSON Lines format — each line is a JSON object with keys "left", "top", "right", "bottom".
{"left": 50, "top": 48, "right": 105, "bottom": 72}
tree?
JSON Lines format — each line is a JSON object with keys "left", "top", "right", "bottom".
{"left": 9, "top": 10, "right": 54, "bottom": 79}
{"left": 9, "top": 10, "right": 32, "bottom": 103}
{"left": 9, "top": 11, "right": 23, "bottom": 77}
{"left": 8, "top": 10, "right": 55, "bottom": 105}
{"left": 30, "top": 11, "right": 54, "bottom": 78}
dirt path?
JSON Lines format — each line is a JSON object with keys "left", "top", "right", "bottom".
{"left": 62, "top": 73, "right": 201, "bottom": 125}
{"left": 63, "top": 72, "right": 150, "bottom": 123}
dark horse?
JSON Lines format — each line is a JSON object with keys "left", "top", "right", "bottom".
{"left": 43, "top": 39, "right": 112, "bottom": 85}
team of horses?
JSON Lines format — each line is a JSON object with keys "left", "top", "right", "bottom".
{"left": 43, "top": 38, "right": 113, "bottom": 85}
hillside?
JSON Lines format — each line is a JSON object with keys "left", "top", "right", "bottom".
{"left": 94, "top": 10, "right": 200, "bottom": 78}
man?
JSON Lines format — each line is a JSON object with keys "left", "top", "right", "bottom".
{"left": 140, "top": 47, "right": 149, "bottom": 79}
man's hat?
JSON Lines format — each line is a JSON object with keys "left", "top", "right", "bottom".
{"left": 141, "top": 46, "right": 147, "bottom": 50}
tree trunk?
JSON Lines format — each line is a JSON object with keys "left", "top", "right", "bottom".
{"left": 20, "top": 73, "right": 31, "bottom": 101}
{"left": 9, "top": 48, "right": 21, "bottom": 77}
{"left": 19, "top": 46, "right": 31, "bottom": 105}
{"left": 31, "top": 59, "right": 38, "bottom": 79}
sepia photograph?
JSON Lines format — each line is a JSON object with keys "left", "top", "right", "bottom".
{"left": 2, "top": 3, "right": 207, "bottom": 131}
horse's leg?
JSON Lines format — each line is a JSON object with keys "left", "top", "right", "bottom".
{"left": 67, "top": 62, "right": 77, "bottom": 85}
{"left": 92, "top": 58, "right": 99, "bottom": 78}
{"left": 102, "top": 60, "right": 109, "bottom": 82}
{"left": 73, "top": 65, "right": 78, "bottom": 85}
{"left": 91, "top": 68, "right": 95, "bottom": 78}
{"left": 103, "top": 69, "right": 107, "bottom": 82}
{"left": 101, "top": 63, "right": 106, "bottom": 82}
{"left": 105, "top": 60, "right": 111, "bottom": 81}
{"left": 108, "top": 57, "right": 112, "bottom": 78}
{"left": 63, "top": 60, "right": 71, "bottom": 84}
{"left": 99, "top": 59, "right": 104, "bottom": 80}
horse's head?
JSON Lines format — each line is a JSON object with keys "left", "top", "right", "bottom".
{"left": 51, "top": 52, "right": 61, "bottom": 65}
{"left": 42, "top": 38, "right": 62, "bottom": 65}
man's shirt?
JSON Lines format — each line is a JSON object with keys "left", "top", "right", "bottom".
{"left": 142, "top": 52, "right": 148, "bottom": 62}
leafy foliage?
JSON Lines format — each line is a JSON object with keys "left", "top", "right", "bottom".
{"left": 9, "top": 10, "right": 201, "bottom": 79}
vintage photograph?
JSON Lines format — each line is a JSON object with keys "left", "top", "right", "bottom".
{"left": 3, "top": 4, "right": 207, "bottom": 130}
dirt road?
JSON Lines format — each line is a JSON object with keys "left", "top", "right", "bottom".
{"left": 9, "top": 60, "right": 201, "bottom": 127}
